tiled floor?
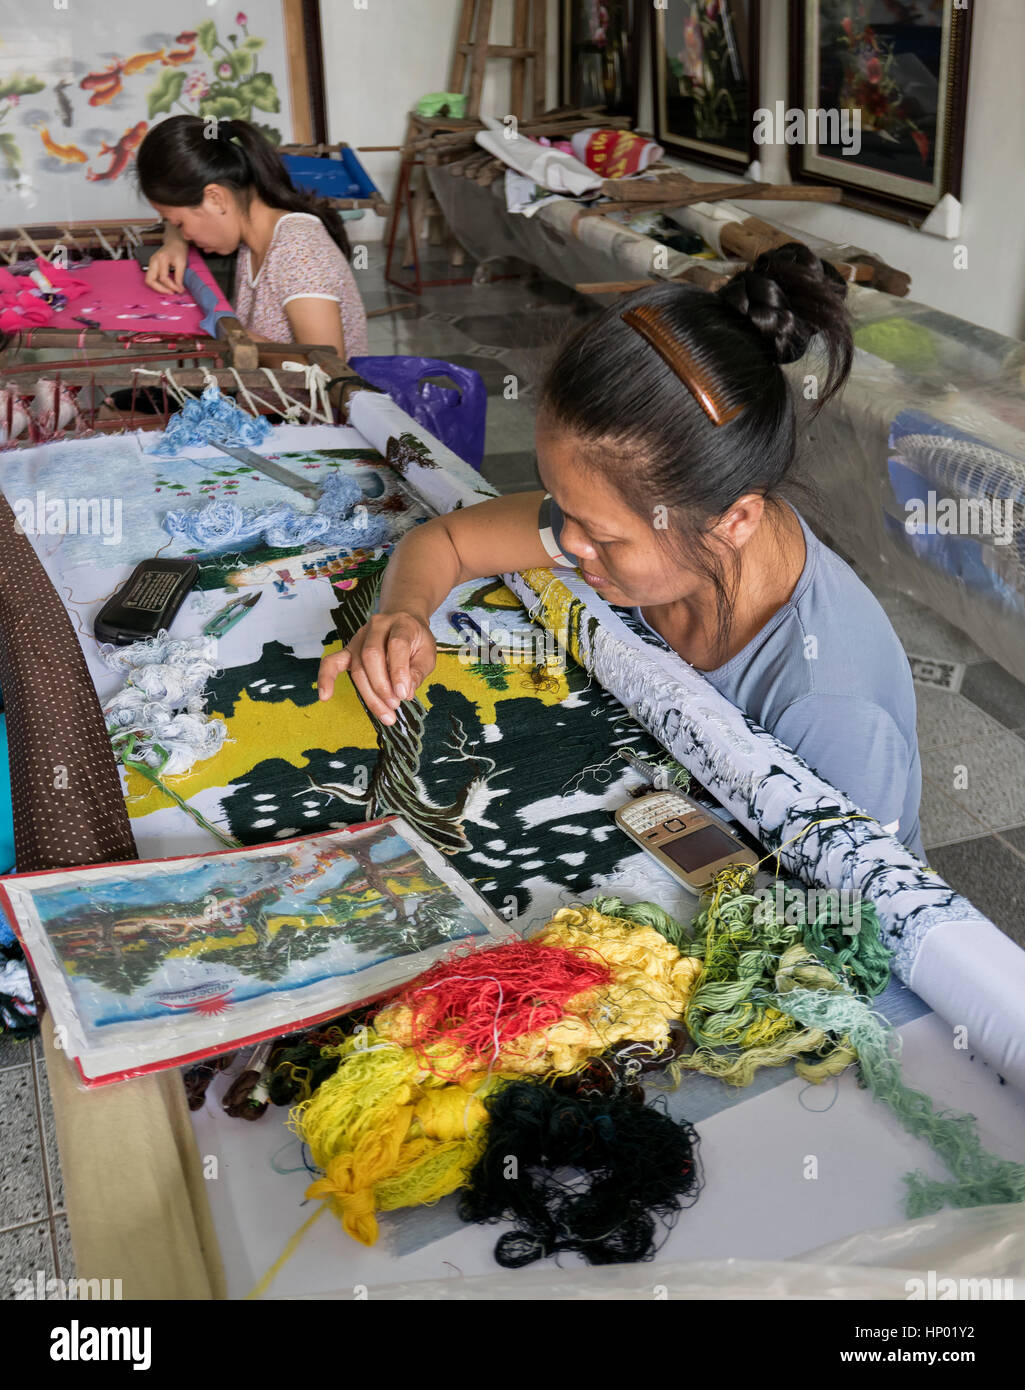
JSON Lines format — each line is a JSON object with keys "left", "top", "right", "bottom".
{"left": 5, "top": 240, "right": 1025, "bottom": 1281}
{"left": 0, "top": 1033, "right": 73, "bottom": 1294}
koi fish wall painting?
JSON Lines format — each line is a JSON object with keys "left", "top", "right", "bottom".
{"left": 0, "top": 0, "right": 294, "bottom": 220}
{"left": 54, "top": 79, "right": 74, "bottom": 128}
{"left": 80, "top": 62, "right": 127, "bottom": 108}
{"left": 122, "top": 49, "right": 168, "bottom": 76}
{"left": 86, "top": 121, "right": 148, "bottom": 182}
{"left": 35, "top": 125, "right": 88, "bottom": 164}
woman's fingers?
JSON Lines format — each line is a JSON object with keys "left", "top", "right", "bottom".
{"left": 356, "top": 631, "right": 399, "bottom": 716}
{"left": 318, "top": 616, "right": 437, "bottom": 726}
{"left": 317, "top": 647, "right": 350, "bottom": 700}
{"left": 321, "top": 621, "right": 399, "bottom": 724}
{"left": 386, "top": 630, "right": 413, "bottom": 703}
{"left": 146, "top": 261, "right": 175, "bottom": 294}
{"left": 387, "top": 623, "right": 435, "bottom": 703}
{"left": 145, "top": 251, "right": 186, "bottom": 294}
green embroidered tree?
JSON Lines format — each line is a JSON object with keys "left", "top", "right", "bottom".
{"left": 0, "top": 74, "right": 47, "bottom": 182}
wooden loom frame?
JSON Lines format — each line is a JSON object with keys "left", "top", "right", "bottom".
{"left": 0, "top": 345, "right": 370, "bottom": 448}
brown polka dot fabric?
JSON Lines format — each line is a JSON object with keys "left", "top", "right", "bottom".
{"left": 0, "top": 493, "right": 137, "bottom": 875}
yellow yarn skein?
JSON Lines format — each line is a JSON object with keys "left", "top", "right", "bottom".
{"left": 295, "top": 910, "right": 704, "bottom": 1244}
{"left": 291, "top": 1030, "right": 507, "bottom": 1246}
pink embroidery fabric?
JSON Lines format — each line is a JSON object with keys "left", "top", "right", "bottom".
{"left": 233, "top": 213, "right": 369, "bottom": 359}
{"left": 45, "top": 249, "right": 230, "bottom": 335}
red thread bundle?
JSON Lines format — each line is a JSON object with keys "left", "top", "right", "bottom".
{"left": 383, "top": 940, "right": 611, "bottom": 1067}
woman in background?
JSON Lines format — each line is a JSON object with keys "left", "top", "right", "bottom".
{"left": 137, "top": 115, "right": 368, "bottom": 359}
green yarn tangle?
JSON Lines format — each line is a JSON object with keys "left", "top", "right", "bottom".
{"left": 597, "top": 879, "right": 893, "bottom": 996}
{"left": 773, "top": 987, "right": 1025, "bottom": 1217}
{"left": 801, "top": 896, "right": 892, "bottom": 997}
{"left": 593, "top": 887, "right": 863, "bottom": 1085}
{"left": 602, "top": 872, "right": 1025, "bottom": 1219}
{"left": 591, "top": 895, "right": 693, "bottom": 952}
{"left": 677, "top": 903, "right": 859, "bottom": 1086}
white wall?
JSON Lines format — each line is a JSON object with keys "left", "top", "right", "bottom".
{"left": 323, "top": 0, "right": 1025, "bottom": 338}
{"left": 637, "top": 0, "right": 1025, "bottom": 339}
{"left": 321, "top": 0, "right": 559, "bottom": 242}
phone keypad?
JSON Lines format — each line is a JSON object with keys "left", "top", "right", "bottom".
{"left": 620, "top": 795, "right": 701, "bottom": 835}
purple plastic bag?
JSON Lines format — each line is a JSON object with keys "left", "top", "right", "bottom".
{"left": 349, "top": 356, "right": 487, "bottom": 471}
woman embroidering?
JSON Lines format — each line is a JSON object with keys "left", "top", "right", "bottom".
{"left": 318, "top": 243, "right": 924, "bottom": 861}
{"left": 137, "top": 114, "right": 368, "bottom": 360}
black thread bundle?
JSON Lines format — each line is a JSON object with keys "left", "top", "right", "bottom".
{"left": 552, "top": 1024, "right": 692, "bottom": 1105}
{"left": 458, "top": 1081, "right": 702, "bottom": 1267}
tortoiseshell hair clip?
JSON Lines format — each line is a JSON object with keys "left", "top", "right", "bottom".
{"left": 621, "top": 303, "right": 745, "bottom": 427}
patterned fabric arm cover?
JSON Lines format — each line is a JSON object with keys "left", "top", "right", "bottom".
{"left": 0, "top": 493, "right": 136, "bottom": 872}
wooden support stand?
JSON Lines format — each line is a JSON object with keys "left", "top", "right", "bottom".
{"left": 385, "top": 0, "right": 549, "bottom": 292}
{"left": 214, "top": 316, "right": 259, "bottom": 371}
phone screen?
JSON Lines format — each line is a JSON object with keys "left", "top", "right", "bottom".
{"left": 660, "top": 824, "right": 739, "bottom": 872}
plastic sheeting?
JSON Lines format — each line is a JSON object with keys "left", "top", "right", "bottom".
{"left": 290, "top": 1203, "right": 1025, "bottom": 1300}
{"left": 430, "top": 172, "right": 1025, "bottom": 682}
{"left": 792, "top": 321, "right": 1025, "bottom": 685}
{"left": 426, "top": 165, "right": 703, "bottom": 289}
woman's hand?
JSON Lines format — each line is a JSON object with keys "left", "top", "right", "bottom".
{"left": 318, "top": 611, "right": 437, "bottom": 725}
{"left": 145, "top": 239, "right": 188, "bottom": 294}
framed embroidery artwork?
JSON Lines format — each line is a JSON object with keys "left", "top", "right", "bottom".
{"left": 788, "top": 0, "right": 973, "bottom": 225}
{"left": 560, "top": 0, "right": 641, "bottom": 123}
{"left": 651, "top": 0, "right": 762, "bottom": 172}
{"left": 0, "top": 0, "right": 327, "bottom": 223}
{"left": 0, "top": 818, "right": 510, "bottom": 1085}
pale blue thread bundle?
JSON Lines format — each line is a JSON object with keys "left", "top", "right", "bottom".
{"left": 772, "top": 987, "right": 1025, "bottom": 1217}
{"left": 147, "top": 382, "right": 272, "bottom": 456}
{"left": 162, "top": 471, "right": 391, "bottom": 555}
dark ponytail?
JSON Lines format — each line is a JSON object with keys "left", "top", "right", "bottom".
{"left": 135, "top": 114, "right": 351, "bottom": 260}
{"left": 538, "top": 241, "right": 854, "bottom": 663}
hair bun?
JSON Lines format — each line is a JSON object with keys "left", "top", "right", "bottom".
{"left": 716, "top": 241, "right": 853, "bottom": 405}
{"left": 718, "top": 242, "right": 847, "bottom": 365}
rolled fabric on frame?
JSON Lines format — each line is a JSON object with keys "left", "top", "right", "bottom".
{"left": 348, "top": 387, "right": 1025, "bottom": 1095}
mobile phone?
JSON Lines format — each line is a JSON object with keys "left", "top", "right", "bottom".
{"left": 614, "top": 790, "right": 758, "bottom": 893}
{"left": 94, "top": 558, "right": 199, "bottom": 646}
